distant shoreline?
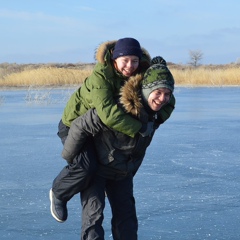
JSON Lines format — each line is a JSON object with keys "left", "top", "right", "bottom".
{"left": 1, "top": 85, "right": 240, "bottom": 91}
{"left": 1, "top": 62, "right": 240, "bottom": 87}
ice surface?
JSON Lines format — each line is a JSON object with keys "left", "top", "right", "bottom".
{"left": 0, "top": 87, "right": 240, "bottom": 239}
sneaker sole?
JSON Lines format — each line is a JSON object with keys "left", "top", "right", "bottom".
{"left": 49, "top": 188, "right": 65, "bottom": 223}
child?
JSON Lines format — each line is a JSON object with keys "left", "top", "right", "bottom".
{"left": 58, "top": 37, "right": 152, "bottom": 142}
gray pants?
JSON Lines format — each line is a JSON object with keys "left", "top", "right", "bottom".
{"left": 81, "top": 175, "right": 138, "bottom": 240}
{"left": 52, "top": 120, "right": 97, "bottom": 202}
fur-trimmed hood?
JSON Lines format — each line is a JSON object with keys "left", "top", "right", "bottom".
{"left": 119, "top": 74, "right": 144, "bottom": 118}
{"left": 120, "top": 73, "right": 176, "bottom": 125}
{"left": 95, "top": 40, "right": 151, "bottom": 65}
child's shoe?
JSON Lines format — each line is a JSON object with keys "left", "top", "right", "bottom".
{"left": 49, "top": 188, "right": 68, "bottom": 222}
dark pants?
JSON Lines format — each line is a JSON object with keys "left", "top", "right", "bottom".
{"left": 52, "top": 120, "right": 97, "bottom": 202}
{"left": 81, "top": 175, "right": 138, "bottom": 240}
{"left": 57, "top": 119, "right": 70, "bottom": 145}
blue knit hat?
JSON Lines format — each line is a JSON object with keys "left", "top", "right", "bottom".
{"left": 112, "top": 37, "right": 142, "bottom": 60}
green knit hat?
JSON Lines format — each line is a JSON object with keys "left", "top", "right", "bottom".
{"left": 141, "top": 63, "right": 175, "bottom": 103}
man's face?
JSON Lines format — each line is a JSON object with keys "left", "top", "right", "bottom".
{"left": 148, "top": 88, "right": 172, "bottom": 111}
{"left": 114, "top": 56, "right": 139, "bottom": 77}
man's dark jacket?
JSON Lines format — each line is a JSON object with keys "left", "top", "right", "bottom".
{"left": 62, "top": 74, "right": 175, "bottom": 180}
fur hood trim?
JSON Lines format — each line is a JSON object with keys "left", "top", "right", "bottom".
{"left": 95, "top": 40, "right": 151, "bottom": 64}
{"left": 119, "top": 74, "right": 143, "bottom": 117}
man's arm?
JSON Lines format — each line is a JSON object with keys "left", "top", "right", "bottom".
{"left": 62, "top": 108, "right": 107, "bottom": 163}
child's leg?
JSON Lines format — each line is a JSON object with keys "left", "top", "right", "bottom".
{"left": 50, "top": 137, "right": 97, "bottom": 222}
{"left": 52, "top": 138, "right": 97, "bottom": 202}
{"left": 57, "top": 119, "right": 69, "bottom": 145}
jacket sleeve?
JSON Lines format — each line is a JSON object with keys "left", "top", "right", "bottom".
{"left": 61, "top": 108, "right": 107, "bottom": 163}
{"left": 90, "top": 74, "right": 142, "bottom": 138}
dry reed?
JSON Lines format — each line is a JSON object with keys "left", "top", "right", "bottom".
{"left": 169, "top": 66, "right": 240, "bottom": 86}
{"left": 0, "top": 63, "right": 239, "bottom": 87}
{"left": 0, "top": 67, "right": 93, "bottom": 87}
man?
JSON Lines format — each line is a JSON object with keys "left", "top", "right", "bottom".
{"left": 59, "top": 60, "right": 175, "bottom": 239}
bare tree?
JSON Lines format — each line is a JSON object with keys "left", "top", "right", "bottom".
{"left": 188, "top": 50, "right": 203, "bottom": 67}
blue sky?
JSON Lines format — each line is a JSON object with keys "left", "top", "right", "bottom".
{"left": 1, "top": 0, "right": 240, "bottom": 64}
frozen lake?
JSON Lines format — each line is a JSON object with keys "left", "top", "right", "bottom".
{"left": 0, "top": 87, "right": 240, "bottom": 240}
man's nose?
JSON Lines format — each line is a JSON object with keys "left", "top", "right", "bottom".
{"left": 158, "top": 94, "right": 166, "bottom": 101}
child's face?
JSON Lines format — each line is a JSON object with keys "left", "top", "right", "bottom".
{"left": 115, "top": 56, "right": 139, "bottom": 77}
{"left": 148, "top": 88, "right": 172, "bottom": 111}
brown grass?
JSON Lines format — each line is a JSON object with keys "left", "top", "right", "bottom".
{"left": 0, "top": 62, "right": 239, "bottom": 87}
{"left": 0, "top": 67, "right": 92, "bottom": 87}
{"left": 169, "top": 64, "right": 240, "bottom": 86}
{"left": 0, "top": 63, "right": 94, "bottom": 87}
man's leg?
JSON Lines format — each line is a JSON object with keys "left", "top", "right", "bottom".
{"left": 106, "top": 176, "right": 138, "bottom": 240}
{"left": 81, "top": 175, "right": 106, "bottom": 240}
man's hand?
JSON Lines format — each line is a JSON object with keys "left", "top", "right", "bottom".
{"left": 139, "top": 122, "right": 154, "bottom": 137}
